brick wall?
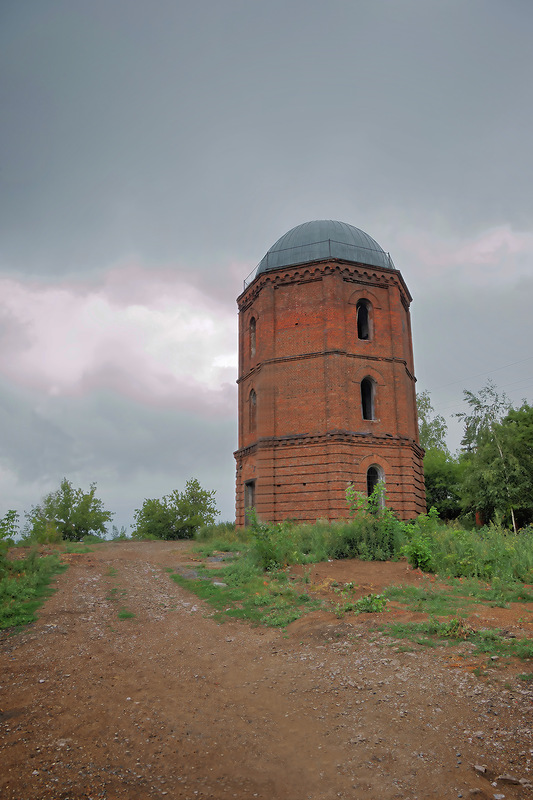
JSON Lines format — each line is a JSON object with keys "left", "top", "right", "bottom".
{"left": 234, "top": 258, "right": 426, "bottom": 525}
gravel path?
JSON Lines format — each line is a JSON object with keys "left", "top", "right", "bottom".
{"left": 1, "top": 541, "right": 532, "bottom": 799}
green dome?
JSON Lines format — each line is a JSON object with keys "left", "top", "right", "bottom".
{"left": 256, "top": 220, "right": 394, "bottom": 275}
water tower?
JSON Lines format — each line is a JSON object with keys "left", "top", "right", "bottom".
{"left": 234, "top": 220, "right": 425, "bottom": 525}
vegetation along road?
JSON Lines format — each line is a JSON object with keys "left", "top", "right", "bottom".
{"left": 1, "top": 540, "right": 533, "bottom": 799}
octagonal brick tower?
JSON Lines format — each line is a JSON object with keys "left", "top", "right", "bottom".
{"left": 234, "top": 220, "right": 425, "bottom": 525}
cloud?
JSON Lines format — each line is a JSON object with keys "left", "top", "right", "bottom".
{"left": 398, "top": 225, "right": 533, "bottom": 286}
{"left": 0, "top": 264, "right": 238, "bottom": 414}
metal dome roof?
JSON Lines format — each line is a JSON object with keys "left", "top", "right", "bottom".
{"left": 256, "top": 220, "right": 394, "bottom": 276}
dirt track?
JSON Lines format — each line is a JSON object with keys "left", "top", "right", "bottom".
{"left": 1, "top": 541, "right": 533, "bottom": 799}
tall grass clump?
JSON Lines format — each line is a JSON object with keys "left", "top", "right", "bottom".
{"left": 401, "top": 510, "right": 533, "bottom": 583}
{"left": 193, "top": 521, "right": 251, "bottom": 556}
{"left": 247, "top": 483, "right": 407, "bottom": 570}
{"left": 0, "top": 550, "right": 65, "bottom": 629}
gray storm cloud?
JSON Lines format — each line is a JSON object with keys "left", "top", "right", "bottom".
{"left": 1, "top": 0, "right": 532, "bottom": 527}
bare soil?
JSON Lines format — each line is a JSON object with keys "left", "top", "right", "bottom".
{"left": 1, "top": 541, "right": 533, "bottom": 800}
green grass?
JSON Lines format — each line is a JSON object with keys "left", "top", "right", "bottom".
{"left": 117, "top": 608, "right": 136, "bottom": 620}
{"left": 60, "top": 542, "right": 93, "bottom": 554}
{"left": 381, "top": 617, "right": 533, "bottom": 659}
{"left": 384, "top": 583, "right": 474, "bottom": 615}
{"left": 169, "top": 555, "right": 322, "bottom": 627}
{"left": 335, "top": 592, "right": 388, "bottom": 617}
{"left": 384, "top": 574, "right": 533, "bottom": 617}
{"left": 191, "top": 541, "right": 242, "bottom": 558}
{"left": 170, "top": 515, "right": 533, "bottom": 638}
{"left": 0, "top": 551, "right": 66, "bottom": 630}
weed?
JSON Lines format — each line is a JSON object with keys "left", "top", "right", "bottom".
{"left": 117, "top": 609, "right": 135, "bottom": 620}
{"left": 354, "top": 593, "right": 388, "bottom": 613}
{"left": 0, "top": 553, "right": 66, "bottom": 630}
{"left": 335, "top": 593, "right": 387, "bottom": 617}
{"left": 518, "top": 673, "right": 533, "bottom": 682}
{"left": 439, "top": 617, "right": 473, "bottom": 639}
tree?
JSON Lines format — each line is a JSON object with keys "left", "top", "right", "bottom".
{"left": 456, "top": 382, "right": 521, "bottom": 530}
{"left": 417, "top": 390, "right": 449, "bottom": 453}
{"left": 132, "top": 478, "right": 219, "bottom": 540}
{"left": 460, "top": 401, "right": 533, "bottom": 530}
{"left": 25, "top": 478, "right": 113, "bottom": 542}
{"left": 416, "top": 391, "right": 462, "bottom": 519}
{"left": 422, "top": 448, "right": 462, "bottom": 520}
{"left": 455, "top": 380, "right": 510, "bottom": 452}
{"left": 0, "top": 510, "right": 19, "bottom": 575}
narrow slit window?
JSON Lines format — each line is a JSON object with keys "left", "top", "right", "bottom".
{"left": 249, "top": 389, "right": 257, "bottom": 432}
{"left": 361, "top": 377, "right": 375, "bottom": 420}
{"left": 356, "top": 300, "right": 371, "bottom": 340}
{"left": 250, "top": 317, "right": 256, "bottom": 357}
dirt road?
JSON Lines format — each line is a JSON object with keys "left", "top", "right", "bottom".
{"left": 1, "top": 541, "right": 532, "bottom": 799}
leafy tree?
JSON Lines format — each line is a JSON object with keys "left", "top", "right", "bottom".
{"left": 0, "top": 510, "right": 19, "bottom": 575}
{"left": 111, "top": 524, "right": 129, "bottom": 540}
{"left": 423, "top": 448, "right": 462, "bottom": 520}
{"left": 455, "top": 380, "right": 510, "bottom": 452}
{"left": 456, "top": 382, "right": 523, "bottom": 531}
{"left": 0, "top": 509, "right": 19, "bottom": 542}
{"left": 25, "top": 478, "right": 113, "bottom": 542}
{"left": 460, "top": 402, "right": 533, "bottom": 530}
{"left": 416, "top": 391, "right": 462, "bottom": 519}
{"left": 132, "top": 478, "right": 219, "bottom": 540}
{"left": 417, "top": 390, "right": 449, "bottom": 453}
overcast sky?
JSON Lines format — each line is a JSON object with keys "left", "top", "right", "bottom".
{"left": 1, "top": 0, "right": 532, "bottom": 531}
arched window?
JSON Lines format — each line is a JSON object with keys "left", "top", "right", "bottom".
{"left": 356, "top": 299, "right": 371, "bottom": 340}
{"left": 366, "top": 465, "right": 385, "bottom": 506}
{"left": 361, "top": 377, "right": 375, "bottom": 420}
{"left": 249, "top": 389, "right": 257, "bottom": 432}
{"left": 250, "top": 317, "right": 256, "bottom": 358}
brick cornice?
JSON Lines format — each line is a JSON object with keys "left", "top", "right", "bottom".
{"left": 237, "top": 258, "right": 412, "bottom": 312}
{"left": 236, "top": 350, "right": 412, "bottom": 384}
{"left": 234, "top": 430, "right": 423, "bottom": 459}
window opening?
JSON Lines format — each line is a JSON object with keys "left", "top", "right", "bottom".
{"left": 244, "top": 480, "right": 256, "bottom": 526}
{"left": 366, "top": 466, "right": 380, "bottom": 496}
{"left": 250, "top": 317, "right": 256, "bottom": 357}
{"left": 366, "top": 465, "right": 385, "bottom": 508}
{"left": 356, "top": 300, "right": 371, "bottom": 340}
{"left": 249, "top": 389, "right": 257, "bottom": 432}
{"left": 361, "top": 377, "right": 375, "bottom": 420}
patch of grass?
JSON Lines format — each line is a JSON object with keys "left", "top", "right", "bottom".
{"left": 61, "top": 542, "right": 92, "bottom": 554}
{"left": 518, "top": 673, "right": 533, "bottom": 682}
{"left": 0, "top": 552, "right": 66, "bottom": 630}
{"left": 384, "top": 583, "right": 470, "bottom": 615}
{"left": 117, "top": 608, "right": 135, "bottom": 620}
{"left": 336, "top": 592, "right": 388, "bottom": 617}
{"left": 169, "top": 555, "right": 322, "bottom": 627}
{"left": 381, "top": 617, "right": 533, "bottom": 660}
{"left": 384, "top": 575, "right": 533, "bottom": 622}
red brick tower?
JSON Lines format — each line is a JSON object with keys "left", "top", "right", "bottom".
{"left": 234, "top": 220, "right": 425, "bottom": 525}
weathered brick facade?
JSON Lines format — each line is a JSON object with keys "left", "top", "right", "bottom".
{"left": 234, "top": 227, "right": 425, "bottom": 525}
